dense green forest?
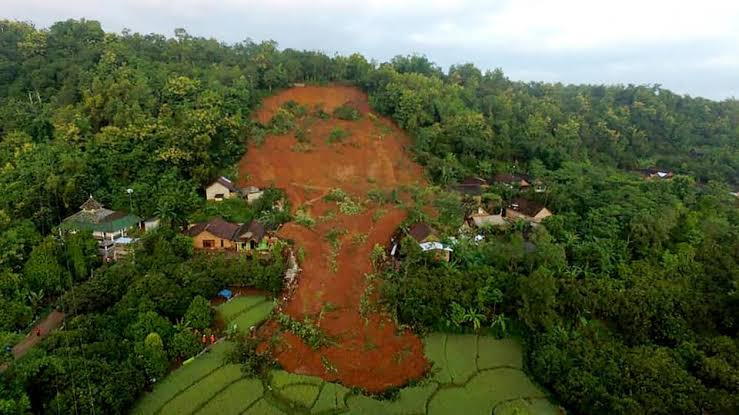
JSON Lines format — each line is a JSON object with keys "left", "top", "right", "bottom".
{"left": 0, "top": 19, "right": 737, "bottom": 414}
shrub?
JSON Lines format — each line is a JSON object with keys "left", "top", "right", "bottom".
{"left": 327, "top": 127, "right": 351, "bottom": 143}
{"left": 226, "top": 333, "right": 274, "bottom": 376}
{"left": 332, "top": 103, "right": 361, "bottom": 121}
{"left": 268, "top": 108, "right": 296, "bottom": 134}
{"left": 313, "top": 103, "right": 330, "bottom": 119}
{"left": 295, "top": 208, "right": 315, "bottom": 228}
{"left": 324, "top": 188, "right": 348, "bottom": 202}
{"left": 276, "top": 313, "right": 328, "bottom": 350}
{"left": 339, "top": 198, "right": 364, "bottom": 215}
{"left": 184, "top": 295, "right": 212, "bottom": 330}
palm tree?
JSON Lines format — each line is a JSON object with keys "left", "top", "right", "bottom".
{"left": 27, "top": 290, "right": 44, "bottom": 313}
{"left": 463, "top": 307, "right": 487, "bottom": 331}
{"left": 490, "top": 312, "right": 509, "bottom": 337}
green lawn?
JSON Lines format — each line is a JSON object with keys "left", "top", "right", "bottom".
{"left": 135, "top": 334, "right": 557, "bottom": 415}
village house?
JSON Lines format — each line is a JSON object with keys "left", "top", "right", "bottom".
{"left": 205, "top": 176, "right": 240, "bottom": 201}
{"left": 205, "top": 176, "right": 264, "bottom": 204}
{"left": 454, "top": 177, "right": 488, "bottom": 196}
{"left": 61, "top": 195, "right": 141, "bottom": 261}
{"left": 390, "top": 222, "right": 452, "bottom": 262}
{"left": 467, "top": 206, "right": 507, "bottom": 228}
{"left": 242, "top": 186, "right": 264, "bottom": 203}
{"left": 638, "top": 168, "right": 674, "bottom": 180}
{"left": 490, "top": 173, "right": 531, "bottom": 190}
{"left": 185, "top": 217, "right": 268, "bottom": 252}
{"left": 505, "top": 197, "right": 553, "bottom": 224}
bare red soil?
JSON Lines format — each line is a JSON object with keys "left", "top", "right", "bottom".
{"left": 12, "top": 310, "right": 64, "bottom": 359}
{"left": 239, "top": 85, "right": 428, "bottom": 392}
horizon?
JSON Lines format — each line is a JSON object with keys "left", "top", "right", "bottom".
{"left": 4, "top": 0, "right": 739, "bottom": 101}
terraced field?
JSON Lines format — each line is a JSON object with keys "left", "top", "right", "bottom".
{"left": 217, "top": 295, "right": 275, "bottom": 334}
{"left": 132, "top": 334, "right": 559, "bottom": 415}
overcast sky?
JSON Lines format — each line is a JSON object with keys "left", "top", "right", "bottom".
{"left": 4, "top": 0, "right": 739, "bottom": 100}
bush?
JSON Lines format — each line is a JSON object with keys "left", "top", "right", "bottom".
{"left": 268, "top": 108, "right": 296, "bottom": 134}
{"left": 324, "top": 188, "right": 348, "bottom": 202}
{"left": 313, "top": 103, "right": 330, "bottom": 119}
{"left": 168, "top": 329, "right": 201, "bottom": 360}
{"left": 184, "top": 296, "right": 212, "bottom": 330}
{"left": 327, "top": 127, "right": 351, "bottom": 143}
{"left": 276, "top": 313, "right": 328, "bottom": 350}
{"left": 227, "top": 333, "right": 274, "bottom": 376}
{"left": 295, "top": 208, "right": 316, "bottom": 228}
{"left": 338, "top": 198, "right": 364, "bottom": 215}
{"left": 332, "top": 103, "right": 361, "bottom": 120}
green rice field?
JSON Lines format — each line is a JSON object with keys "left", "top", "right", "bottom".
{"left": 132, "top": 331, "right": 559, "bottom": 415}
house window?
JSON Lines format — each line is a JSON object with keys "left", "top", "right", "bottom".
{"left": 215, "top": 193, "right": 225, "bottom": 200}
{"left": 203, "top": 240, "right": 215, "bottom": 248}
{"left": 220, "top": 240, "right": 224, "bottom": 247}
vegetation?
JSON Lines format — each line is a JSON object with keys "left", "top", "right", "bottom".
{"left": 332, "top": 103, "right": 361, "bottom": 121}
{"left": 0, "top": 17, "right": 737, "bottom": 414}
{"left": 326, "top": 126, "right": 351, "bottom": 143}
{"left": 276, "top": 313, "right": 329, "bottom": 350}
{"left": 136, "top": 333, "right": 548, "bottom": 415}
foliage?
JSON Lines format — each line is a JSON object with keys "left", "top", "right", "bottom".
{"left": 226, "top": 332, "right": 274, "bottom": 376}
{"left": 276, "top": 313, "right": 328, "bottom": 350}
{"left": 332, "top": 103, "right": 361, "bottom": 121}
{"left": 326, "top": 126, "right": 351, "bottom": 143}
{"left": 294, "top": 207, "right": 315, "bottom": 228}
{"left": 0, "top": 17, "right": 738, "bottom": 415}
{"left": 184, "top": 295, "right": 212, "bottom": 330}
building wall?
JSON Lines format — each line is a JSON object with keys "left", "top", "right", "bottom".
{"left": 506, "top": 208, "right": 552, "bottom": 223}
{"left": 191, "top": 230, "right": 236, "bottom": 249}
{"left": 246, "top": 190, "right": 264, "bottom": 203}
{"left": 533, "top": 208, "right": 553, "bottom": 223}
{"left": 205, "top": 182, "right": 234, "bottom": 201}
{"left": 505, "top": 208, "right": 530, "bottom": 222}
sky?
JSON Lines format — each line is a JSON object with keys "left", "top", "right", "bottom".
{"left": 4, "top": 0, "right": 739, "bottom": 100}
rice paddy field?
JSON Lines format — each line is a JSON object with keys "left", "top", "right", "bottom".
{"left": 132, "top": 330, "right": 559, "bottom": 415}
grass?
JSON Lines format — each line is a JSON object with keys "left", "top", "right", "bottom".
{"left": 159, "top": 364, "right": 243, "bottom": 415}
{"left": 139, "top": 334, "right": 554, "bottom": 415}
{"left": 423, "top": 333, "right": 452, "bottom": 384}
{"left": 311, "top": 383, "right": 349, "bottom": 413}
{"left": 269, "top": 370, "right": 323, "bottom": 389}
{"left": 217, "top": 296, "right": 268, "bottom": 323}
{"left": 131, "top": 341, "right": 233, "bottom": 415}
{"left": 231, "top": 301, "right": 275, "bottom": 333}
{"left": 345, "top": 384, "right": 439, "bottom": 415}
{"left": 326, "top": 126, "right": 351, "bottom": 143}
{"left": 276, "top": 384, "right": 321, "bottom": 408}
{"left": 243, "top": 398, "right": 286, "bottom": 415}
{"left": 445, "top": 335, "right": 479, "bottom": 384}
{"left": 494, "top": 398, "right": 559, "bottom": 415}
{"left": 476, "top": 337, "right": 523, "bottom": 370}
{"left": 194, "top": 378, "right": 263, "bottom": 415}
{"left": 190, "top": 198, "right": 256, "bottom": 224}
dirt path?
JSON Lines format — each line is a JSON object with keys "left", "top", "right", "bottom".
{"left": 12, "top": 310, "right": 65, "bottom": 358}
{"left": 240, "top": 85, "right": 428, "bottom": 392}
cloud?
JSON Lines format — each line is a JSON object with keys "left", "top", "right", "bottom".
{"left": 3, "top": 0, "right": 738, "bottom": 99}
